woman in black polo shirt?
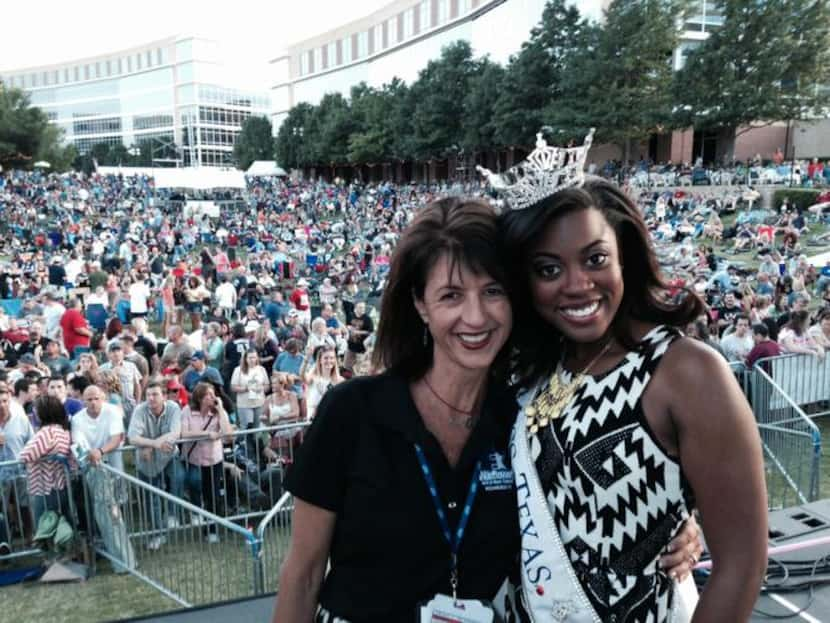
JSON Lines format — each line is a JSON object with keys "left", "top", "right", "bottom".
{"left": 274, "top": 198, "right": 698, "bottom": 622}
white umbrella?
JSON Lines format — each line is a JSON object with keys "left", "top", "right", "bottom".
{"left": 34, "top": 161, "right": 51, "bottom": 168}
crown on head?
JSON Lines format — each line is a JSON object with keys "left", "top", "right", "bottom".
{"left": 477, "top": 128, "right": 595, "bottom": 211}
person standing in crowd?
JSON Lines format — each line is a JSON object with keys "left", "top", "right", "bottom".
{"left": 289, "top": 278, "right": 312, "bottom": 328}
{"left": 183, "top": 276, "right": 211, "bottom": 331}
{"left": 19, "top": 395, "right": 76, "bottom": 524}
{"left": 274, "top": 338, "right": 305, "bottom": 404}
{"left": 746, "top": 323, "right": 782, "bottom": 370}
{"left": 160, "top": 275, "right": 176, "bottom": 336}
{"left": 304, "top": 345, "right": 343, "bottom": 421}
{"left": 720, "top": 315, "right": 754, "bottom": 363}
{"left": 231, "top": 350, "right": 269, "bottom": 429}
{"left": 183, "top": 351, "right": 224, "bottom": 393}
{"left": 72, "top": 384, "right": 134, "bottom": 572}
{"left": 215, "top": 276, "right": 237, "bottom": 320}
{"left": 99, "top": 341, "right": 142, "bottom": 421}
{"left": 221, "top": 323, "right": 249, "bottom": 389}
{"left": 128, "top": 273, "right": 152, "bottom": 320}
{"left": 127, "top": 381, "right": 184, "bottom": 550}
{"left": 161, "top": 326, "right": 194, "bottom": 370}
{"left": 41, "top": 339, "right": 72, "bottom": 378}
{"left": 41, "top": 291, "right": 66, "bottom": 342}
{"left": 60, "top": 297, "right": 93, "bottom": 358}
{"left": 0, "top": 384, "right": 34, "bottom": 536}
{"left": 202, "top": 322, "right": 225, "bottom": 371}
{"left": 273, "top": 198, "right": 700, "bottom": 621}
{"left": 499, "top": 171, "right": 766, "bottom": 621}
{"left": 47, "top": 376, "right": 84, "bottom": 418}
{"left": 809, "top": 309, "right": 830, "bottom": 350}
{"left": 180, "top": 382, "right": 233, "bottom": 543}
{"left": 263, "top": 373, "right": 300, "bottom": 426}
{"left": 343, "top": 301, "right": 373, "bottom": 374}
{"left": 779, "top": 310, "right": 825, "bottom": 359}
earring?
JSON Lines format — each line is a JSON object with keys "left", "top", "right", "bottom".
{"left": 423, "top": 323, "right": 429, "bottom": 347}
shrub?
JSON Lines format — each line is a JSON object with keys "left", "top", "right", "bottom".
{"left": 773, "top": 189, "right": 821, "bottom": 212}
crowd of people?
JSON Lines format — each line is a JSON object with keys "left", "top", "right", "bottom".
{"left": 0, "top": 160, "right": 827, "bottom": 617}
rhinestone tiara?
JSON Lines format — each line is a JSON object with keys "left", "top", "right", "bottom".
{"left": 477, "top": 128, "right": 595, "bottom": 211}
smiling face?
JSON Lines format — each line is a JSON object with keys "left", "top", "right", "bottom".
{"left": 414, "top": 253, "right": 512, "bottom": 376}
{"left": 528, "top": 207, "right": 623, "bottom": 346}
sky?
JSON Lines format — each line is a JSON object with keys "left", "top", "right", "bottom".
{"left": 0, "top": 0, "right": 392, "bottom": 72}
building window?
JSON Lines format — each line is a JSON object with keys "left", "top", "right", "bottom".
{"left": 438, "top": 0, "right": 449, "bottom": 24}
{"left": 136, "top": 53, "right": 142, "bottom": 70}
{"left": 74, "top": 66, "right": 80, "bottom": 82}
{"left": 127, "top": 56, "right": 132, "bottom": 72}
{"left": 342, "top": 37, "right": 352, "bottom": 64}
{"left": 404, "top": 8, "right": 414, "bottom": 39}
{"left": 357, "top": 31, "right": 368, "bottom": 58}
{"left": 146, "top": 50, "right": 153, "bottom": 67}
{"left": 84, "top": 65, "right": 90, "bottom": 80}
{"left": 387, "top": 18, "right": 398, "bottom": 46}
{"left": 63, "top": 68, "right": 69, "bottom": 83}
{"left": 300, "top": 51, "right": 309, "bottom": 76}
{"left": 313, "top": 47, "right": 322, "bottom": 72}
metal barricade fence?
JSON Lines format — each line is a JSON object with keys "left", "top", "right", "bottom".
{"left": 749, "top": 363, "right": 822, "bottom": 509}
{"left": 255, "top": 491, "right": 295, "bottom": 595}
{"left": 0, "top": 457, "right": 80, "bottom": 563}
{"left": 110, "top": 422, "right": 308, "bottom": 525}
{"left": 81, "top": 461, "right": 263, "bottom": 608}
{"left": 756, "top": 353, "right": 830, "bottom": 417}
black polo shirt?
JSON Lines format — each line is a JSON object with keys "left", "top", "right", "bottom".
{"left": 284, "top": 372, "right": 520, "bottom": 622}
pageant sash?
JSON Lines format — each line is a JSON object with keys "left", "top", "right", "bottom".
{"left": 510, "top": 390, "right": 697, "bottom": 622}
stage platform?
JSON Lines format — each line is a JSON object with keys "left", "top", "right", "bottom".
{"left": 751, "top": 499, "right": 830, "bottom": 622}
{"left": 120, "top": 501, "right": 830, "bottom": 623}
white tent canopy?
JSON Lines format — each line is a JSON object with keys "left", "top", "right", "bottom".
{"left": 246, "top": 160, "right": 287, "bottom": 176}
{"left": 96, "top": 166, "right": 247, "bottom": 189}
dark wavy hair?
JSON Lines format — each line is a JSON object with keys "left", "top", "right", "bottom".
{"left": 372, "top": 197, "right": 511, "bottom": 380}
{"left": 34, "top": 395, "right": 70, "bottom": 431}
{"left": 500, "top": 177, "right": 704, "bottom": 387}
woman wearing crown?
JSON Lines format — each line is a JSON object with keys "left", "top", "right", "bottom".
{"left": 487, "top": 131, "right": 768, "bottom": 622}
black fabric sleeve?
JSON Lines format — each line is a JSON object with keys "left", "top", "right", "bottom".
{"left": 283, "top": 383, "right": 357, "bottom": 513}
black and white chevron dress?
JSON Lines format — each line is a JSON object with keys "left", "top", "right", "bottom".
{"left": 530, "top": 325, "right": 695, "bottom": 623}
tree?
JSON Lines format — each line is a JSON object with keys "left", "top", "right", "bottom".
{"left": 0, "top": 85, "right": 64, "bottom": 170}
{"left": 309, "top": 93, "right": 355, "bottom": 166}
{"left": 409, "top": 41, "right": 484, "bottom": 160}
{"left": 462, "top": 59, "right": 506, "bottom": 153}
{"left": 275, "top": 102, "right": 316, "bottom": 169}
{"left": 493, "top": 0, "right": 593, "bottom": 147}
{"left": 348, "top": 79, "right": 414, "bottom": 164}
{"left": 550, "top": 0, "right": 687, "bottom": 160}
{"left": 673, "top": 0, "right": 830, "bottom": 158}
{"left": 233, "top": 116, "right": 274, "bottom": 170}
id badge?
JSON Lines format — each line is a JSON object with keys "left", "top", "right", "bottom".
{"left": 419, "top": 594, "right": 494, "bottom": 623}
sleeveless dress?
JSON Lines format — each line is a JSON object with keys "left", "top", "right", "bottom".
{"left": 527, "top": 325, "right": 695, "bottom": 622}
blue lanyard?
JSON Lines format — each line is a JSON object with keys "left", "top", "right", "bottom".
{"left": 414, "top": 443, "right": 481, "bottom": 597}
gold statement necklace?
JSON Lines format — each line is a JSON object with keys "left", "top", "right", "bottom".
{"left": 525, "top": 341, "right": 613, "bottom": 436}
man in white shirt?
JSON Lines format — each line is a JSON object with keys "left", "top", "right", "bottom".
{"left": 215, "top": 277, "right": 237, "bottom": 320}
{"left": 0, "top": 386, "right": 34, "bottom": 544}
{"left": 720, "top": 316, "right": 755, "bottom": 363}
{"left": 41, "top": 292, "right": 66, "bottom": 342}
{"left": 72, "top": 385, "right": 135, "bottom": 571}
{"left": 128, "top": 275, "right": 151, "bottom": 319}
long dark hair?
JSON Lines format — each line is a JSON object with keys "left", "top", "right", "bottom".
{"left": 372, "top": 197, "right": 512, "bottom": 380}
{"left": 34, "top": 395, "right": 70, "bottom": 431}
{"left": 500, "top": 178, "right": 704, "bottom": 386}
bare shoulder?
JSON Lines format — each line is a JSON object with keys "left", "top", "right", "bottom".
{"left": 658, "top": 335, "right": 732, "bottom": 386}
